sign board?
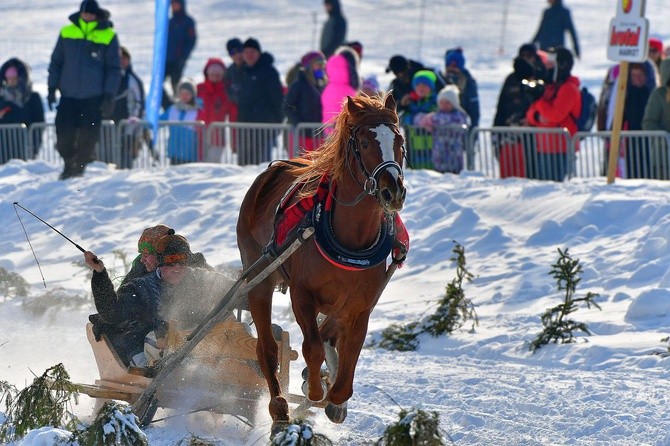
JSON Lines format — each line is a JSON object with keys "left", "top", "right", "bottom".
{"left": 607, "top": 0, "right": 649, "bottom": 62}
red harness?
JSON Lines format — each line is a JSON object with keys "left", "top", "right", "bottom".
{"left": 273, "top": 174, "right": 409, "bottom": 270}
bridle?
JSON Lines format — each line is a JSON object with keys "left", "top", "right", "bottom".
{"left": 331, "top": 122, "right": 405, "bottom": 208}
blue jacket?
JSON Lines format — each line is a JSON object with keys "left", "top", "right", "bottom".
{"left": 532, "top": 0, "right": 580, "bottom": 57}
{"left": 167, "top": 0, "right": 197, "bottom": 63}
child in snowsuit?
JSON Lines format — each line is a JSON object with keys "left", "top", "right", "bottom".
{"left": 419, "top": 85, "right": 469, "bottom": 174}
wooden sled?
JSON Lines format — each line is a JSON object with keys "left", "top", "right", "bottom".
{"left": 77, "top": 315, "right": 299, "bottom": 425}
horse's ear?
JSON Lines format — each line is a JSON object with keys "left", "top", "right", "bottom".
{"left": 384, "top": 93, "right": 396, "bottom": 111}
{"left": 346, "top": 95, "right": 360, "bottom": 115}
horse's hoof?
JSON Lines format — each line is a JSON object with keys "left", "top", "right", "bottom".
{"left": 270, "top": 420, "right": 290, "bottom": 437}
{"left": 301, "top": 378, "right": 328, "bottom": 402}
{"left": 325, "top": 401, "right": 348, "bottom": 423}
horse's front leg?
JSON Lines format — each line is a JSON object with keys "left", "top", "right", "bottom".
{"left": 292, "top": 288, "right": 327, "bottom": 402}
{"left": 248, "top": 283, "right": 288, "bottom": 424}
{"left": 325, "top": 311, "right": 371, "bottom": 423}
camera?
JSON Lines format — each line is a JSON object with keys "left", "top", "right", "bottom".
{"left": 521, "top": 78, "right": 545, "bottom": 101}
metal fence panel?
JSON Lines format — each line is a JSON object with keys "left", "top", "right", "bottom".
{"left": 0, "top": 124, "right": 29, "bottom": 164}
{"left": 10, "top": 121, "right": 670, "bottom": 182}
{"left": 470, "top": 127, "right": 573, "bottom": 181}
{"left": 573, "top": 130, "right": 670, "bottom": 179}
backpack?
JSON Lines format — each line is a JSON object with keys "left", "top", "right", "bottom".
{"left": 573, "top": 87, "right": 597, "bottom": 132}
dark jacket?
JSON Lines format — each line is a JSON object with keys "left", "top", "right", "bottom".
{"left": 0, "top": 58, "right": 45, "bottom": 129}
{"left": 167, "top": 0, "right": 197, "bottom": 63}
{"left": 48, "top": 11, "right": 121, "bottom": 99}
{"left": 224, "top": 62, "right": 245, "bottom": 107}
{"left": 389, "top": 59, "right": 427, "bottom": 114}
{"left": 493, "top": 57, "right": 537, "bottom": 127}
{"left": 90, "top": 270, "right": 165, "bottom": 365}
{"left": 237, "top": 52, "right": 284, "bottom": 123}
{"left": 284, "top": 69, "right": 323, "bottom": 129}
{"left": 532, "top": 0, "right": 580, "bottom": 57}
{"left": 444, "top": 68, "right": 480, "bottom": 127}
{"left": 320, "top": 0, "right": 347, "bottom": 58}
{"left": 111, "top": 63, "right": 145, "bottom": 122}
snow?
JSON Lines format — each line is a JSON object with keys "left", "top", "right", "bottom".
{"left": 2, "top": 0, "right": 670, "bottom": 445}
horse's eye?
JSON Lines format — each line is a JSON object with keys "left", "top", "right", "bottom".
{"left": 360, "top": 140, "right": 369, "bottom": 149}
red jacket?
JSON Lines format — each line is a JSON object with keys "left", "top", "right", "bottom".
{"left": 526, "top": 75, "right": 581, "bottom": 153}
{"left": 197, "top": 78, "right": 233, "bottom": 125}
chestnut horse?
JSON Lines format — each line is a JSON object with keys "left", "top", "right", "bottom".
{"left": 236, "top": 93, "right": 406, "bottom": 427}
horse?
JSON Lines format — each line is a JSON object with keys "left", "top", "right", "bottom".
{"left": 236, "top": 93, "right": 407, "bottom": 428}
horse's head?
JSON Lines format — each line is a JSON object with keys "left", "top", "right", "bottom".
{"left": 344, "top": 94, "right": 406, "bottom": 213}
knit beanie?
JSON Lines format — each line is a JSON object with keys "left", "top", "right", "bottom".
{"left": 445, "top": 48, "right": 465, "bottom": 70}
{"left": 156, "top": 234, "right": 192, "bottom": 266}
{"left": 243, "top": 38, "right": 262, "bottom": 53}
{"left": 437, "top": 85, "right": 464, "bottom": 113}
{"left": 649, "top": 38, "right": 663, "bottom": 54}
{"left": 226, "top": 38, "right": 243, "bottom": 55}
{"left": 412, "top": 70, "right": 437, "bottom": 91}
{"left": 301, "top": 51, "right": 326, "bottom": 70}
{"left": 138, "top": 225, "right": 174, "bottom": 254}
{"left": 80, "top": 0, "right": 101, "bottom": 15}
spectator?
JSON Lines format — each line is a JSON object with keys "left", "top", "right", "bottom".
{"left": 197, "top": 58, "right": 234, "bottom": 162}
{"left": 648, "top": 38, "right": 664, "bottom": 71}
{"left": 284, "top": 51, "right": 327, "bottom": 154}
{"left": 643, "top": 58, "right": 670, "bottom": 179}
{"left": 162, "top": 0, "right": 197, "bottom": 110}
{"left": 401, "top": 70, "right": 438, "bottom": 169}
{"left": 361, "top": 75, "right": 381, "bottom": 97}
{"left": 418, "top": 85, "right": 470, "bottom": 174}
{"left": 161, "top": 80, "right": 201, "bottom": 164}
{"left": 0, "top": 58, "right": 45, "bottom": 163}
{"left": 345, "top": 41, "right": 363, "bottom": 60}
{"left": 320, "top": 0, "right": 347, "bottom": 59}
{"left": 525, "top": 46, "right": 581, "bottom": 182}
{"left": 224, "top": 37, "right": 244, "bottom": 110}
{"left": 237, "top": 37, "right": 284, "bottom": 165}
{"left": 386, "top": 55, "right": 428, "bottom": 114}
{"left": 321, "top": 47, "right": 360, "bottom": 130}
{"left": 492, "top": 43, "right": 547, "bottom": 178}
{"left": 494, "top": 43, "right": 546, "bottom": 127}
{"left": 111, "top": 46, "right": 146, "bottom": 169}
{"left": 598, "top": 61, "right": 657, "bottom": 177}
{"left": 47, "top": 0, "right": 121, "bottom": 180}
{"left": 531, "top": 0, "right": 580, "bottom": 59}
{"left": 443, "top": 48, "right": 480, "bottom": 128}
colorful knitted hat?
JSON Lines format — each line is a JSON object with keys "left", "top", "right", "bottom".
{"left": 138, "top": 224, "right": 173, "bottom": 254}
{"left": 412, "top": 70, "right": 437, "bottom": 91}
{"left": 156, "top": 234, "right": 192, "bottom": 266}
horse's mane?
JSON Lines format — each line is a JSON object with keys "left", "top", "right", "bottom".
{"left": 287, "top": 92, "right": 399, "bottom": 196}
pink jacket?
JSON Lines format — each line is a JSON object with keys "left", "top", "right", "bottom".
{"left": 321, "top": 54, "right": 357, "bottom": 127}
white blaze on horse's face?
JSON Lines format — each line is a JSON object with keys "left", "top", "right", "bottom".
{"left": 371, "top": 124, "right": 399, "bottom": 179}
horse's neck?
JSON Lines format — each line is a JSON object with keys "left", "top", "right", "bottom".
{"left": 332, "top": 182, "right": 384, "bottom": 249}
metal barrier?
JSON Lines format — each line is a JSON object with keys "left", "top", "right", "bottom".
{"left": 470, "top": 127, "right": 574, "bottom": 181}
{"left": 0, "top": 124, "right": 29, "bottom": 164}
{"left": 572, "top": 130, "right": 670, "bottom": 179}
{"left": 9, "top": 122, "right": 670, "bottom": 181}
{"left": 402, "top": 124, "right": 470, "bottom": 173}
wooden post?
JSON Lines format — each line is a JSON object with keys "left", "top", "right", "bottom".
{"left": 606, "top": 61, "right": 629, "bottom": 184}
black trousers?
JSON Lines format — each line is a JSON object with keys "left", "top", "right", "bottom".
{"left": 55, "top": 96, "right": 103, "bottom": 175}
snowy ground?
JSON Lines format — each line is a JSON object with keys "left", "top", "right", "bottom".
{"left": 3, "top": 0, "right": 670, "bottom": 445}
{"left": 4, "top": 162, "right": 670, "bottom": 445}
